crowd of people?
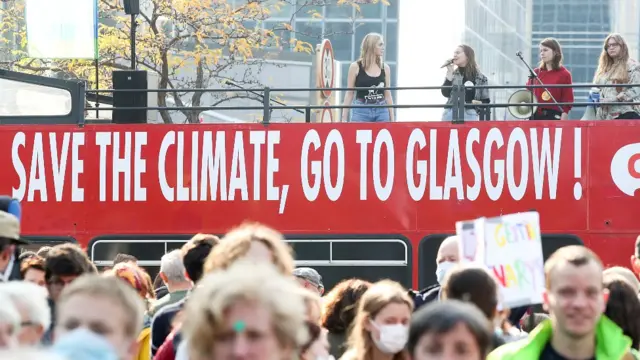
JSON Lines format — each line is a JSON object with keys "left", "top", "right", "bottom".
{"left": 2, "top": 210, "right": 640, "bottom": 359}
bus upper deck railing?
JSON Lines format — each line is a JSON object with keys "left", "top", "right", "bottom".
{"left": 2, "top": 67, "right": 640, "bottom": 125}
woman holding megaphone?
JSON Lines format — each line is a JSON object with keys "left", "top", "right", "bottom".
{"left": 526, "top": 38, "right": 574, "bottom": 120}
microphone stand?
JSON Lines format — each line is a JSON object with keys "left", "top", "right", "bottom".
{"left": 516, "top": 52, "right": 564, "bottom": 119}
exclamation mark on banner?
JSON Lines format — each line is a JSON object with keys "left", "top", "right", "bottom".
{"left": 574, "top": 128, "right": 582, "bottom": 200}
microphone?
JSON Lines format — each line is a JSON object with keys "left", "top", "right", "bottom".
{"left": 440, "top": 59, "right": 453, "bottom": 68}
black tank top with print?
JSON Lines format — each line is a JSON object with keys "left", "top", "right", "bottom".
{"left": 355, "top": 61, "right": 386, "bottom": 102}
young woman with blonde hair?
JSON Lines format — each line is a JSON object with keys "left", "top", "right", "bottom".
{"left": 593, "top": 33, "right": 640, "bottom": 120}
{"left": 340, "top": 280, "right": 413, "bottom": 360}
{"left": 341, "top": 32, "right": 395, "bottom": 122}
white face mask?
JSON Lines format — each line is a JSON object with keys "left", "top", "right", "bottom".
{"left": 371, "top": 322, "right": 409, "bottom": 354}
{"left": 435, "top": 261, "right": 456, "bottom": 285}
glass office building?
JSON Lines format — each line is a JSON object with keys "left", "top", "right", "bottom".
{"left": 233, "top": 0, "right": 399, "bottom": 96}
{"left": 397, "top": 0, "right": 532, "bottom": 121}
{"left": 531, "top": 0, "right": 639, "bottom": 119}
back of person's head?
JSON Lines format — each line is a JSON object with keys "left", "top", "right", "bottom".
{"left": 45, "top": 243, "right": 96, "bottom": 282}
{"left": 18, "top": 251, "right": 37, "bottom": 261}
{"left": 520, "top": 312, "right": 549, "bottom": 333}
{"left": 321, "top": 278, "right": 372, "bottom": 333}
{"left": 182, "top": 260, "right": 309, "bottom": 360}
{"left": 604, "top": 275, "right": 640, "bottom": 348}
{"left": 104, "top": 262, "right": 153, "bottom": 301}
{"left": 0, "top": 281, "right": 51, "bottom": 344}
{"left": 113, "top": 253, "right": 138, "bottom": 266}
{"left": 441, "top": 264, "right": 499, "bottom": 320}
{"left": 408, "top": 300, "right": 492, "bottom": 360}
{"left": 203, "top": 222, "right": 294, "bottom": 275}
{"left": 544, "top": 245, "right": 603, "bottom": 290}
{"left": 159, "top": 249, "right": 188, "bottom": 284}
{"left": 36, "top": 246, "right": 52, "bottom": 258}
{"left": 348, "top": 280, "right": 413, "bottom": 357}
{"left": 57, "top": 274, "right": 146, "bottom": 341}
{"left": 181, "top": 233, "right": 219, "bottom": 283}
{"left": 604, "top": 266, "right": 640, "bottom": 293}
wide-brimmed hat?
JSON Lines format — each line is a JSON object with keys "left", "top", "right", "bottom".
{"left": 0, "top": 211, "right": 28, "bottom": 244}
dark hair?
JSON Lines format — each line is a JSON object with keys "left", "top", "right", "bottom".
{"left": 19, "top": 251, "right": 38, "bottom": 261}
{"left": 457, "top": 44, "right": 479, "bottom": 80}
{"left": 321, "top": 278, "right": 372, "bottom": 333}
{"left": 20, "top": 255, "right": 45, "bottom": 277}
{"left": 520, "top": 312, "right": 549, "bottom": 333}
{"left": 36, "top": 246, "right": 53, "bottom": 258}
{"left": 44, "top": 243, "right": 97, "bottom": 282}
{"left": 113, "top": 253, "right": 138, "bottom": 265}
{"left": 182, "top": 234, "right": 219, "bottom": 282}
{"left": 442, "top": 265, "right": 498, "bottom": 320}
{"left": 408, "top": 300, "right": 492, "bottom": 357}
{"left": 538, "top": 37, "right": 563, "bottom": 70}
{"left": 604, "top": 277, "right": 640, "bottom": 348}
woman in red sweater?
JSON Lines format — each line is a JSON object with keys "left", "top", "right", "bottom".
{"left": 526, "top": 38, "right": 574, "bottom": 120}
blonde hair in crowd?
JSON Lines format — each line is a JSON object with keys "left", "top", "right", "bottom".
{"left": 595, "top": 33, "right": 631, "bottom": 83}
{"left": 203, "top": 222, "right": 294, "bottom": 275}
{"left": 182, "top": 260, "right": 310, "bottom": 360}
{"left": 359, "top": 33, "right": 383, "bottom": 70}
{"left": 344, "top": 280, "right": 413, "bottom": 360}
{"left": 57, "top": 274, "right": 146, "bottom": 338}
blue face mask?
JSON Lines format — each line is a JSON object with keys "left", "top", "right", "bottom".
{"left": 52, "top": 328, "right": 119, "bottom": 360}
{"left": 435, "top": 261, "right": 456, "bottom": 285}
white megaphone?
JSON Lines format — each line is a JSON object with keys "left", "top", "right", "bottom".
{"left": 508, "top": 90, "right": 537, "bottom": 119}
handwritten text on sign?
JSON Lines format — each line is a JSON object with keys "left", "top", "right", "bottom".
{"left": 9, "top": 127, "right": 582, "bottom": 213}
{"left": 481, "top": 212, "right": 545, "bottom": 308}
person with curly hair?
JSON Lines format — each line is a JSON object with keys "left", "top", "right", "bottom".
{"left": 321, "top": 279, "right": 372, "bottom": 359}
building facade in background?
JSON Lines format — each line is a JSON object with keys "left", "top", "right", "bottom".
{"left": 531, "top": 0, "right": 639, "bottom": 119}
{"left": 397, "top": 0, "right": 532, "bottom": 121}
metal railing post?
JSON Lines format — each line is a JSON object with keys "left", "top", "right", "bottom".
{"left": 305, "top": 107, "right": 311, "bottom": 123}
{"left": 262, "top": 87, "right": 271, "bottom": 124}
{"left": 77, "top": 80, "right": 87, "bottom": 127}
{"left": 451, "top": 83, "right": 465, "bottom": 124}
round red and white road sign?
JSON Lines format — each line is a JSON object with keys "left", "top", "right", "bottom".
{"left": 320, "top": 100, "right": 334, "bottom": 123}
{"left": 319, "top": 40, "right": 335, "bottom": 99}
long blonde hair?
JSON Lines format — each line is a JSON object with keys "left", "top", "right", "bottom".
{"left": 594, "top": 33, "right": 630, "bottom": 83}
{"left": 358, "top": 32, "right": 383, "bottom": 70}
{"left": 343, "top": 280, "right": 413, "bottom": 360}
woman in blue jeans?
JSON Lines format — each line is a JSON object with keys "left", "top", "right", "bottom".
{"left": 341, "top": 33, "right": 395, "bottom": 122}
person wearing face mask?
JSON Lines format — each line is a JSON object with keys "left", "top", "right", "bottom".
{"left": 408, "top": 236, "right": 460, "bottom": 311}
{"left": 340, "top": 280, "right": 413, "bottom": 360}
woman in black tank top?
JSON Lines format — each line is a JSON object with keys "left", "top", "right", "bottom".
{"left": 341, "top": 33, "right": 395, "bottom": 122}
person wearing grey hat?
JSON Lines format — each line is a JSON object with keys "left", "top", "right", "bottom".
{"left": 0, "top": 211, "right": 29, "bottom": 283}
{"left": 293, "top": 267, "right": 324, "bottom": 296}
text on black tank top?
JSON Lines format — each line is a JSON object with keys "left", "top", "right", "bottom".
{"left": 355, "top": 61, "right": 386, "bottom": 102}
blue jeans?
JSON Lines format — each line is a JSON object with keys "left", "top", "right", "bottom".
{"left": 350, "top": 99, "right": 390, "bottom": 122}
{"left": 442, "top": 108, "right": 479, "bottom": 121}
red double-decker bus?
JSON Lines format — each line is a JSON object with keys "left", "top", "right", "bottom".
{"left": 1, "top": 121, "right": 639, "bottom": 290}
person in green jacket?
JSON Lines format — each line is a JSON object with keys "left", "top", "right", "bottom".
{"left": 488, "top": 245, "right": 640, "bottom": 360}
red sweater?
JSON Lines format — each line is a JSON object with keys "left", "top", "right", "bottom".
{"left": 526, "top": 66, "right": 574, "bottom": 114}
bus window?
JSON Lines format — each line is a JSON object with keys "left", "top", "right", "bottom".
{"left": 88, "top": 235, "right": 413, "bottom": 291}
{"left": 417, "top": 234, "right": 584, "bottom": 289}
{"left": 19, "top": 236, "right": 75, "bottom": 254}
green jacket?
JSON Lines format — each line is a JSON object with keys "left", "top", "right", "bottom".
{"left": 488, "top": 316, "right": 640, "bottom": 360}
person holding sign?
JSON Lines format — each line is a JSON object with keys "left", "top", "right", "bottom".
{"left": 488, "top": 246, "right": 640, "bottom": 360}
